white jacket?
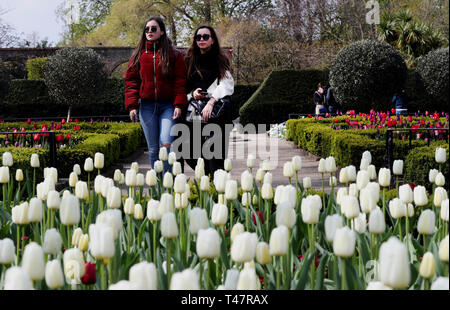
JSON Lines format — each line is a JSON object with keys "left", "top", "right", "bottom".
{"left": 187, "top": 70, "right": 234, "bottom": 101}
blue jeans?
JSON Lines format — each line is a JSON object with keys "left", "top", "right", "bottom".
{"left": 139, "top": 100, "right": 176, "bottom": 171}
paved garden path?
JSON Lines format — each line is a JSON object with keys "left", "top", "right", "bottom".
{"left": 108, "top": 130, "right": 334, "bottom": 193}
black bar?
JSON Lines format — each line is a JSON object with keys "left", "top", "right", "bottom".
{"left": 0, "top": 115, "right": 130, "bottom": 122}
{"left": 48, "top": 131, "right": 57, "bottom": 169}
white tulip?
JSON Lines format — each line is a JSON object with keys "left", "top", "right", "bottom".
{"left": 213, "top": 169, "right": 227, "bottom": 193}
{"left": 393, "top": 160, "right": 403, "bottom": 176}
{"left": 30, "top": 154, "right": 40, "bottom": 168}
{"left": 147, "top": 199, "right": 161, "bottom": 221}
{"left": 379, "top": 237, "right": 410, "bottom": 289}
{"left": 231, "top": 232, "right": 258, "bottom": 263}
{"left": 94, "top": 152, "right": 104, "bottom": 169}
{"left": 378, "top": 168, "right": 391, "bottom": 187}
{"left": 283, "top": 162, "right": 295, "bottom": 178}
{"left": 154, "top": 160, "right": 163, "bottom": 173}
{"left": 106, "top": 186, "right": 121, "bottom": 209}
{"left": 333, "top": 227, "right": 356, "bottom": 258}
{"left": 189, "top": 208, "right": 208, "bottom": 235}
{"left": 318, "top": 158, "right": 326, "bottom": 173}
{"left": 399, "top": 184, "right": 413, "bottom": 204}
{"left": 0, "top": 166, "right": 11, "bottom": 184}
{"left": 246, "top": 154, "right": 256, "bottom": 169}
{"left": 4, "top": 267, "right": 34, "bottom": 290}
{"left": 441, "top": 199, "right": 449, "bottom": 222}
{"left": 129, "top": 261, "right": 157, "bottom": 290}
{"left": 28, "top": 197, "right": 43, "bottom": 223}
{"left": 43, "top": 228, "right": 62, "bottom": 256}
{"left": 169, "top": 268, "right": 200, "bottom": 290}
{"left": 431, "top": 277, "right": 449, "bottom": 290}
{"left": 168, "top": 152, "right": 177, "bottom": 165}
{"left": 196, "top": 228, "right": 221, "bottom": 259}
{"left": 146, "top": 169, "right": 157, "bottom": 186}
{"left": 224, "top": 180, "right": 238, "bottom": 200}
{"left": 352, "top": 213, "right": 367, "bottom": 234}
{"left": 45, "top": 259, "right": 65, "bottom": 289}
{"left": 435, "top": 172, "right": 445, "bottom": 187}
{"left": 95, "top": 209, "right": 123, "bottom": 240}
{"left": 435, "top": 147, "right": 447, "bottom": 163}
{"left": 0, "top": 238, "right": 16, "bottom": 265}
{"left": 241, "top": 170, "right": 253, "bottom": 192}
{"left": 303, "top": 177, "right": 312, "bottom": 189}
{"left": 325, "top": 156, "right": 336, "bottom": 173}
{"left": 429, "top": 169, "right": 439, "bottom": 184}
{"left": 434, "top": 187, "right": 448, "bottom": 207}
{"left": 292, "top": 155, "right": 302, "bottom": 172}
{"left": 413, "top": 185, "right": 428, "bottom": 207}
{"left": 89, "top": 223, "right": 115, "bottom": 260}
{"left": 356, "top": 170, "right": 369, "bottom": 190}
{"left": 22, "top": 242, "right": 45, "bottom": 281}
{"left": 12, "top": 202, "right": 29, "bottom": 225}
{"left": 369, "top": 207, "right": 385, "bottom": 234}
{"left": 367, "top": 165, "right": 377, "bottom": 180}
{"left": 325, "top": 214, "right": 343, "bottom": 243}
{"left": 417, "top": 209, "right": 435, "bottom": 235}
{"left": 159, "top": 147, "right": 168, "bottom": 161}
{"left": 159, "top": 193, "right": 174, "bottom": 215}
{"left": 224, "top": 158, "right": 232, "bottom": 172}
{"left": 301, "top": 195, "right": 321, "bottom": 224}
{"left": 276, "top": 202, "right": 296, "bottom": 229}
{"left": 2, "top": 152, "right": 13, "bottom": 166}
{"left": 174, "top": 174, "right": 186, "bottom": 193}
{"left": 84, "top": 157, "right": 93, "bottom": 172}
{"left": 388, "top": 198, "right": 406, "bottom": 219}
{"left": 211, "top": 203, "right": 228, "bottom": 226}
{"left": 341, "top": 195, "right": 360, "bottom": 219}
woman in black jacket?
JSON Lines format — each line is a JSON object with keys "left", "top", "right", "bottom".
{"left": 183, "top": 25, "right": 234, "bottom": 175}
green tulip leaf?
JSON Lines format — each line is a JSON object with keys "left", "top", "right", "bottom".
{"left": 315, "top": 253, "right": 329, "bottom": 290}
{"left": 294, "top": 252, "right": 314, "bottom": 290}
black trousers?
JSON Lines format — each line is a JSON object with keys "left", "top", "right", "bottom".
{"left": 180, "top": 119, "right": 231, "bottom": 176}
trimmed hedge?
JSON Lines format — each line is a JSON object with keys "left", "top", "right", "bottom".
{"left": 286, "top": 118, "right": 448, "bottom": 188}
{"left": 26, "top": 57, "right": 47, "bottom": 80}
{"left": 0, "top": 78, "right": 127, "bottom": 118}
{"left": 0, "top": 122, "right": 145, "bottom": 178}
{"left": 0, "top": 60, "right": 11, "bottom": 105}
{"left": 239, "top": 70, "right": 329, "bottom": 128}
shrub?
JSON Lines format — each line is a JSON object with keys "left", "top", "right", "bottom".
{"left": 43, "top": 48, "right": 107, "bottom": 119}
{"left": 329, "top": 40, "right": 407, "bottom": 112}
{"left": 26, "top": 57, "right": 48, "bottom": 80}
{"left": 415, "top": 48, "right": 449, "bottom": 112}
{"left": 239, "top": 69, "right": 329, "bottom": 128}
{"left": 0, "top": 60, "right": 11, "bottom": 105}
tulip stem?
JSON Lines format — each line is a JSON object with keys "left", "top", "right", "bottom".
{"left": 321, "top": 173, "right": 325, "bottom": 211}
{"left": 207, "top": 259, "right": 212, "bottom": 290}
{"left": 276, "top": 256, "right": 281, "bottom": 290}
{"left": 382, "top": 187, "right": 386, "bottom": 219}
{"left": 152, "top": 221, "right": 157, "bottom": 264}
{"left": 405, "top": 215, "right": 410, "bottom": 260}
{"left": 2, "top": 183, "right": 6, "bottom": 226}
{"left": 229, "top": 200, "right": 234, "bottom": 234}
{"left": 81, "top": 201, "right": 85, "bottom": 231}
{"left": 127, "top": 215, "right": 132, "bottom": 253}
{"left": 245, "top": 203, "right": 249, "bottom": 231}
{"left": 179, "top": 208, "right": 185, "bottom": 266}
{"left": 199, "top": 259, "right": 203, "bottom": 289}
{"left": 265, "top": 200, "right": 270, "bottom": 241}
{"left": 67, "top": 225, "right": 71, "bottom": 249}
{"left": 166, "top": 238, "right": 172, "bottom": 286}
{"left": 398, "top": 219, "right": 402, "bottom": 241}
{"left": 32, "top": 168, "right": 36, "bottom": 197}
{"left": 100, "top": 261, "right": 106, "bottom": 290}
{"left": 16, "top": 224, "right": 20, "bottom": 265}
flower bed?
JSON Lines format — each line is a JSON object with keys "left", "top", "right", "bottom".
{"left": 286, "top": 112, "right": 449, "bottom": 188}
{"left": 0, "top": 119, "right": 145, "bottom": 179}
{"left": 0, "top": 147, "right": 448, "bottom": 290}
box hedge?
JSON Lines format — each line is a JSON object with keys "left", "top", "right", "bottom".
{"left": 0, "top": 122, "right": 145, "bottom": 179}
{"left": 1, "top": 79, "right": 257, "bottom": 119}
{"left": 26, "top": 57, "right": 47, "bottom": 80}
{"left": 286, "top": 118, "right": 448, "bottom": 187}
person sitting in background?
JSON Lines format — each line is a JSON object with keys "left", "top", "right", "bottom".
{"left": 314, "top": 82, "right": 326, "bottom": 115}
{"left": 392, "top": 90, "right": 408, "bottom": 115}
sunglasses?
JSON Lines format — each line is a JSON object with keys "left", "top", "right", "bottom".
{"left": 195, "top": 34, "right": 211, "bottom": 41}
{"left": 144, "top": 26, "right": 158, "bottom": 33}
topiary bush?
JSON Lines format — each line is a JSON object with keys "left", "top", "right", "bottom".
{"left": 44, "top": 48, "right": 107, "bottom": 120}
{"left": 0, "top": 60, "right": 12, "bottom": 105}
{"left": 26, "top": 57, "right": 48, "bottom": 80}
{"left": 415, "top": 48, "right": 449, "bottom": 112}
{"left": 329, "top": 40, "right": 407, "bottom": 112}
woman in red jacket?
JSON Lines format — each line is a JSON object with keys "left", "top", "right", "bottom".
{"left": 125, "top": 16, "right": 187, "bottom": 171}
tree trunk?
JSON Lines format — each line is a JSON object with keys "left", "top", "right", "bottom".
{"left": 67, "top": 105, "right": 71, "bottom": 123}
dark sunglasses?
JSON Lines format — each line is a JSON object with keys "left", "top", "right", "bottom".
{"left": 144, "top": 26, "right": 158, "bottom": 33}
{"left": 195, "top": 34, "right": 211, "bottom": 41}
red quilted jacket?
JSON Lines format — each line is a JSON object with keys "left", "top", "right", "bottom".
{"left": 124, "top": 41, "right": 187, "bottom": 112}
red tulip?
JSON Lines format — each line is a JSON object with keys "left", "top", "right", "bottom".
{"left": 25, "top": 118, "right": 31, "bottom": 124}
{"left": 33, "top": 133, "right": 40, "bottom": 142}
{"left": 56, "top": 134, "right": 64, "bottom": 142}
{"left": 61, "top": 119, "right": 66, "bottom": 124}
{"left": 56, "top": 123, "right": 62, "bottom": 130}
{"left": 252, "top": 210, "right": 264, "bottom": 225}
{"left": 81, "top": 262, "right": 97, "bottom": 285}
{"left": 66, "top": 133, "right": 71, "bottom": 140}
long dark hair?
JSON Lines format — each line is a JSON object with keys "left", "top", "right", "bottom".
{"left": 128, "top": 16, "right": 173, "bottom": 77}
{"left": 185, "top": 25, "right": 231, "bottom": 81}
